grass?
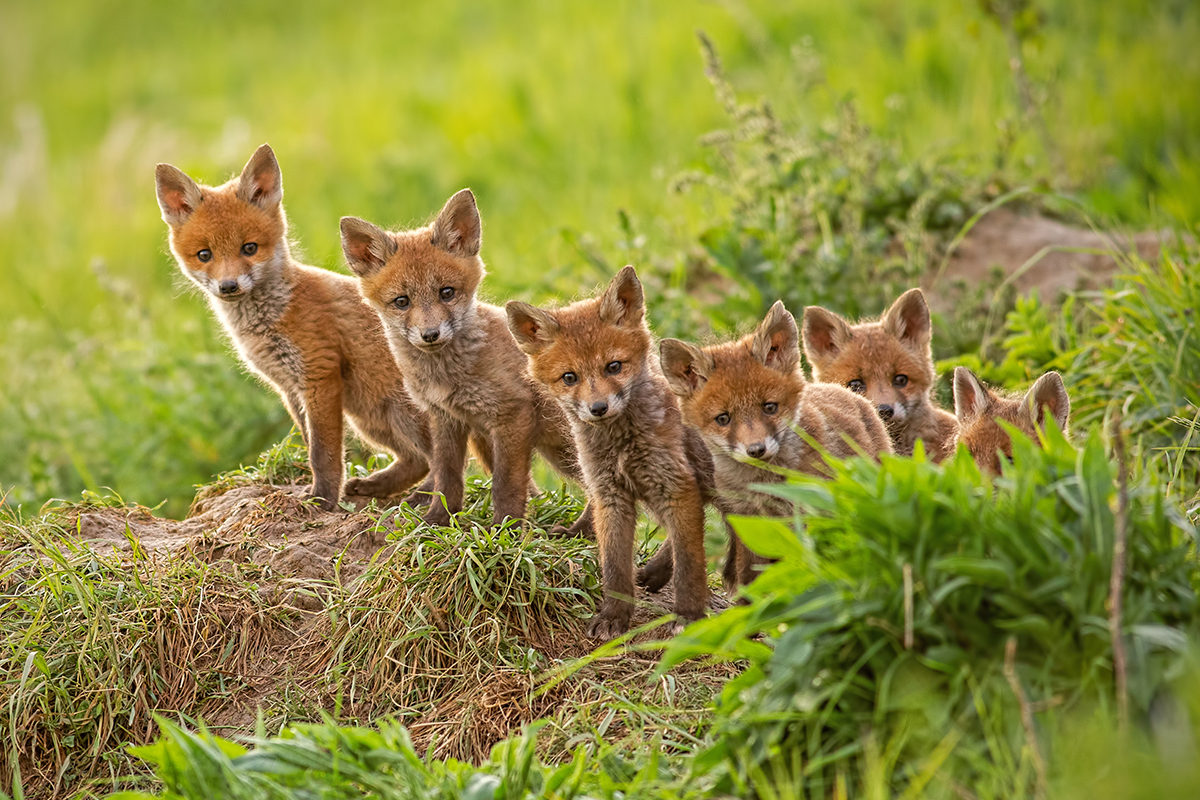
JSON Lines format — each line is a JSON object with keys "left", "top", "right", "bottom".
{"left": 0, "top": 470, "right": 726, "bottom": 798}
{"left": 49, "top": 427, "right": 1200, "bottom": 799}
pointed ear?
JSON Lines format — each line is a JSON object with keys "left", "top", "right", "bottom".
{"left": 235, "top": 144, "right": 283, "bottom": 209}
{"left": 660, "top": 339, "right": 713, "bottom": 398}
{"left": 1025, "top": 371, "right": 1070, "bottom": 431}
{"left": 881, "top": 288, "right": 932, "bottom": 349}
{"left": 802, "top": 305, "right": 852, "bottom": 366}
{"left": 506, "top": 301, "right": 560, "bottom": 355}
{"left": 597, "top": 265, "right": 645, "bottom": 327}
{"left": 340, "top": 217, "right": 397, "bottom": 278}
{"left": 155, "top": 163, "right": 203, "bottom": 226}
{"left": 431, "top": 188, "right": 482, "bottom": 257}
{"left": 953, "top": 367, "right": 991, "bottom": 423}
{"left": 751, "top": 301, "right": 800, "bottom": 373}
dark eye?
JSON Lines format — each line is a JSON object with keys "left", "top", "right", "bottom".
{"left": 715, "top": 412, "right": 731, "bottom": 427}
{"left": 763, "top": 402, "right": 778, "bottom": 415}
{"left": 848, "top": 379, "right": 865, "bottom": 394}
{"left": 393, "top": 296, "right": 410, "bottom": 310}
{"left": 893, "top": 374, "right": 908, "bottom": 388}
{"left": 197, "top": 249, "right": 212, "bottom": 262}
{"left": 440, "top": 287, "right": 455, "bottom": 301}
{"left": 241, "top": 242, "right": 258, "bottom": 256}
{"left": 562, "top": 372, "right": 578, "bottom": 386}
{"left": 605, "top": 361, "right": 622, "bottom": 375}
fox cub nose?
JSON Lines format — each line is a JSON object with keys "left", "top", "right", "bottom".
{"left": 218, "top": 280, "right": 239, "bottom": 295}
{"left": 877, "top": 404, "right": 895, "bottom": 421}
{"left": 421, "top": 328, "right": 441, "bottom": 343}
{"left": 746, "top": 442, "right": 767, "bottom": 459}
{"left": 589, "top": 401, "right": 609, "bottom": 418}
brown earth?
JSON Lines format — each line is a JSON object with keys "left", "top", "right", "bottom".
{"left": 31, "top": 481, "right": 734, "bottom": 781}
{"left": 926, "top": 207, "right": 1167, "bottom": 310}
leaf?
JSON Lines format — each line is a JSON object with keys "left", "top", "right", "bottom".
{"left": 931, "top": 557, "right": 1012, "bottom": 588}
{"left": 729, "top": 516, "right": 808, "bottom": 561}
{"left": 462, "top": 772, "right": 501, "bottom": 800}
{"left": 1131, "top": 624, "right": 1189, "bottom": 653}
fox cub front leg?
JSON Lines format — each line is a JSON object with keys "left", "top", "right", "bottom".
{"left": 588, "top": 492, "right": 639, "bottom": 640}
{"left": 425, "top": 412, "right": 470, "bottom": 527}
{"left": 489, "top": 412, "right": 536, "bottom": 528}
{"left": 302, "top": 375, "right": 345, "bottom": 512}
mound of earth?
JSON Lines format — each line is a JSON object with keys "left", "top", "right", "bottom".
{"left": 928, "top": 207, "right": 1166, "bottom": 308}
{"left": 64, "top": 482, "right": 728, "bottom": 622}
{"left": 39, "top": 480, "right": 734, "bottom": 768}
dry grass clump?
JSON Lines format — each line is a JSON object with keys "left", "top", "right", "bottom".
{"left": 0, "top": 511, "right": 293, "bottom": 796}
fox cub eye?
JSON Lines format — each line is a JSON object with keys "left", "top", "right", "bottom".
{"left": 241, "top": 242, "right": 258, "bottom": 256}
{"left": 562, "top": 372, "right": 578, "bottom": 386}
{"left": 763, "top": 402, "right": 778, "bottom": 415}
{"left": 197, "top": 249, "right": 212, "bottom": 263}
{"left": 715, "top": 412, "right": 731, "bottom": 427}
{"left": 439, "top": 287, "right": 455, "bottom": 301}
{"left": 393, "top": 296, "right": 410, "bottom": 310}
{"left": 892, "top": 374, "right": 908, "bottom": 388}
{"left": 605, "top": 361, "right": 622, "bottom": 375}
{"left": 848, "top": 379, "right": 865, "bottom": 394}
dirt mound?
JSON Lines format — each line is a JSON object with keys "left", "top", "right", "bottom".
{"left": 928, "top": 207, "right": 1166, "bottom": 309}
{"left": 30, "top": 481, "right": 733, "bottom": 779}
{"left": 73, "top": 484, "right": 379, "bottom": 573}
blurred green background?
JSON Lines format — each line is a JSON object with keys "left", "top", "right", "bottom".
{"left": 1, "top": 0, "right": 1197, "bottom": 517}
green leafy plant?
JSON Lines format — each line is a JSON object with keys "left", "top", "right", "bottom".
{"left": 659, "top": 426, "right": 1199, "bottom": 797}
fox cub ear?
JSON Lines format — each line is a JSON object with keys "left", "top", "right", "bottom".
{"left": 155, "top": 163, "right": 203, "bottom": 226}
{"left": 506, "top": 302, "right": 560, "bottom": 355}
{"left": 660, "top": 339, "right": 712, "bottom": 397}
{"left": 236, "top": 144, "right": 283, "bottom": 209}
{"left": 340, "top": 217, "right": 397, "bottom": 278}
{"left": 881, "top": 288, "right": 932, "bottom": 349}
{"left": 431, "top": 189, "right": 482, "bottom": 257}
{"left": 752, "top": 301, "right": 800, "bottom": 373}
{"left": 1025, "top": 371, "right": 1070, "bottom": 432}
{"left": 598, "top": 265, "right": 645, "bottom": 327}
{"left": 953, "top": 367, "right": 991, "bottom": 423}
{"left": 802, "top": 305, "right": 852, "bottom": 366}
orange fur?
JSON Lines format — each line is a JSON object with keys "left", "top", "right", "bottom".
{"left": 803, "top": 289, "right": 958, "bottom": 461}
{"left": 952, "top": 367, "right": 1071, "bottom": 474}
{"left": 343, "top": 191, "right": 590, "bottom": 533}
{"left": 155, "top": 145, "right": 434, "bottom": 510}
{"left": 662, "top": 302, "right": 892, "bottom": 588}
{"left": 508, "top": 267, "right": 715, "bottom": 639}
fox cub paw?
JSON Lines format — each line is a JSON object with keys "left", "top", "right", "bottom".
{"left": 636, "top": 561, "right": 672, "bottom": 594}
{"left": 300, "top": 488, "right": 337, "bottom": 512}
{"left": 586, "top": 604, "right": 633, "bottom": 641}
{"left": 342, "top": 475, "right": 392, "bottom": 499}
{"left": 423, "top": 503, "right": 452, "bottom": 528}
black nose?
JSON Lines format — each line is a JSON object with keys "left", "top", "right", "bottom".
{"left": 589, "top": 401, "right": 609, "bottom": 417}
{"left": 877, "top": 404, "right": 894, "bottom": 421}
{"left": 421, "top": 328, "right": 440, "bottom": 343}
{"left": 746, "top": 442, "right": 767, "bottom": 459}
{"left": 218, "top": 280, "right": 239, "bottom": 295}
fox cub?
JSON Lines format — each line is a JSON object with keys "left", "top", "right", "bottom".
{"left": 661, "top": 302, "right": 892, "bottom": 588}
{"left": 155, "top": 144, "right": 433, "bottom": 510}
{"left": 803, "top": 289, "right": 958, "bottom": 461}
{"left": 340, "top": 189, "right": 590, "bottom": 533}
{"left": 507, "top": 266, "right": 715, "bottom": 639}
{"left": 952, "top": 367, "right": 1071, "bottom": 474}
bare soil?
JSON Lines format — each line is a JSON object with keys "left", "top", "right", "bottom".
{"left": 927, "top": 207, "right": 1166, "bottom": 309}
